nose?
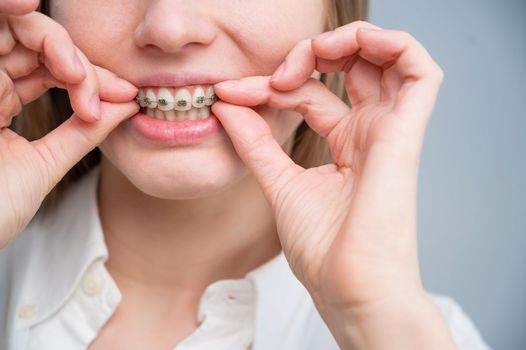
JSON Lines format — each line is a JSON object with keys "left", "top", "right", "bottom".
{"left": 134, "top": 1, "right": 216, "bottom": 53}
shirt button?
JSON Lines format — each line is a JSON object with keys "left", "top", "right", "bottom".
{"left": 18, "top": 304, "right": 38, "bottom": 320}
{"left": 81, "top": 272, "right": 104, "bottom": 296}
{"left": 226, "top": 294, "right": 237, "bottom": 304}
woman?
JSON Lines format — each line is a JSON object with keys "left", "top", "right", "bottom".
{"left": 0, "top": 0, "right": 491, "bottom": 349}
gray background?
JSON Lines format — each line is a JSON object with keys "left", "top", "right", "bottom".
{"left": 368, "top": 0, "right": 526, "bottom": 349}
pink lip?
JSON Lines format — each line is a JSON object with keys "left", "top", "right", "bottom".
{"left": 127, "top": 109, "right": 223, "bottom": 146}
{"left": 128, "top": 72, "right": 232, "bottom": 88}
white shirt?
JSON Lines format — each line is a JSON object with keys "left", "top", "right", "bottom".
{"left": 0, "top": 165, "right": 492, "bottom": 350}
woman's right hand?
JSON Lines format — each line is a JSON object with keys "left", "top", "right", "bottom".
{"left": 0, "top": 2, "right": 140, "bottom": 249}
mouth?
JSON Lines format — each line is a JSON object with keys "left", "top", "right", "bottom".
{"left": 128, "top": 83, "right": 224, "bottom": 146}
{"left": 125, "top": 72, "right": 231, "bottom": 146}
{"left": 135, "top": 84, "right": 218, "bottom": 122}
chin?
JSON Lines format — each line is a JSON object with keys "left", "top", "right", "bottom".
{"left": 98, "top": 126, "right": 251, "bottom": 200}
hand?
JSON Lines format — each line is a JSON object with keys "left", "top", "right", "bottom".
{"left": 212, "top": 21, "right": 444, "bottom": 315}
{"left": 0, "top": 5, "right": 139, "bottom": 248}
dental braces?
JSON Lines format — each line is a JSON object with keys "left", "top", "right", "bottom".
{"left": 134, "top": 94, "right": 218, "bottom": 107}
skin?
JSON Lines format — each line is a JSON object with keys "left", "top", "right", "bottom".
{"left": 0, "top": 0, "right": 457, "bottom": 349}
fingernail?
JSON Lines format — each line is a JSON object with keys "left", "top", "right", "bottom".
{"left": 117, "top": 78, "right": 137, "bottom": 92}
{"left": 270, "top": 61, "right": 287, "bottom": 83}
{"left": 73, "top": 54, "right": 86, "bottom": 77}
{"left": 358, "top": 27, "right": 381, "bottom": 33}
{"left": 215, "top": 80, "right": 238, "bottom": 90}
{"left": 89, "top": 95, "right": 101, "bottom": 120}
{"left": 314, "top": 31, "right": 334, "bottom": 42}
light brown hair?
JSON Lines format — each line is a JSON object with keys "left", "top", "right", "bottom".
{"left": 11, "top": 0, "right": 369, "bottom": 214}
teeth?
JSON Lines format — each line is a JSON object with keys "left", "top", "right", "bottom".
{"left": 192, "top": 87, "right": 206, "bottom": 108}
{"left": 154, "top": 108, "right": 165, "bottom": 120}
{"left": 174, "top": 88, "right": 192, "bottom": 111}
{"left": 204, "top": 86, "right": 215, "bottom": 106}
{"left": 197, "top": 106, "right": 210, "bottom": 119}
{"left": 186, "top": 108, "right": 198, "bottom": 121}
{"left": 143, "top": 107, "right": 212, "bottom": 122}
{"left": 164, "top": 109, "right": 176, "bottom": 121}
{"left": 156, "top": 88, "right": 175, "bottom": 111}
{"left": 138, "top": 90, "right": 147, "bottom": 107}
{"left": 175, "top": 111, "right": 186, "bottom": 121}
{"left": 135, "top": 85, "right": 217, "bottom": 110}
{"left": 146, "top": 89, "right": 157, "bottom": 109}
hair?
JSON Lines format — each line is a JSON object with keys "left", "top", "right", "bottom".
{"left": 11, "top": 0, "right": 369, "bottom": 214}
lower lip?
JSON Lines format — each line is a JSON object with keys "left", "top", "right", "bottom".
{"left": 128, "top": 108, "right": 223, "bottom": 146}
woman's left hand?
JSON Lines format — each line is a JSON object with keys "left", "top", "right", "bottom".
{"left": 212, "top": 21, "right": 445, "bottom": 331}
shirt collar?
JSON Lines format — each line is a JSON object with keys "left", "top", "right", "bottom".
{"left": 13, "top": 164, "right": 309, "bottom": 341}
{"left": 14, "top": 164, "right": 108, "bottom": 330}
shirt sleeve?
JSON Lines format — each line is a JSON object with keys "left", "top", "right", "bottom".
{"left": 427, "top": 292, "right": 493, "bottom": 350}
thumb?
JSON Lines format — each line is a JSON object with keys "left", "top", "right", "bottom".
{"left": 31, "top": 101, "right": 138, "bottom": 188}
{"left": 211, "top": 101, "right": 303, "bottom": 205}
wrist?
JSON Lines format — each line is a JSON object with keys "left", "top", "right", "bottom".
{"left": 315, "top": 291, "right": 457, "bottom": 350}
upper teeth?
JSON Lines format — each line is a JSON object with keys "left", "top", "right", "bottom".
{"left": 135, "top": 86, "right": 217, "bottom": 110}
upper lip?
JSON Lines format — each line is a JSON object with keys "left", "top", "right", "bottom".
{"left": 128, "top": 72, "right": 232, "bottom": 88}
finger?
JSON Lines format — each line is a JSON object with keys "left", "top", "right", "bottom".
{"left": 211, "top": 101, "right": 303, "bottom": 205}
{"left": 13, "top": 64, "right": 137, "bottom": 106}
{"left": 355, "top": 29, "right": 444, "bottom": 82}
{"left": 268, "top": 21, "right": 383, "bottom": 91}
{"left": 345, "top": 56, "right": 384, "bottom": 106}
{"left": 310, "top": 21, "right": 383, "bottom": 61}
{"left": 269, "top": 39, "right": 316, "bottom": 91}
{"left": 0, "top": 15, "right": 15, "bottom": 55}
{"left": 31, "top": 101, "right": 139, "bottom": 187}
{"left": 93, "top": 65, "right": 138, "bottom": 103}
{"left": 13, "top": 66, "right": 65, "bottom": 104}
{"left": 7, "top": 12, "right": 86, "bottom": 84}
{"left": 354, "top": 29, "right": 444, "bottom": 131}
{"left": 67, "top": 49, "right": 141, "bottom": 121}
{"left": 215, "top": 75, "right": 349, "bottom": 138}
{"left": 0, "top": 69, "right": 22, "bottom": 127}
{"left": 65, "top": 48, "right": 102, "bottom": 122}
{"left": 281, "top": 49, "right": 384, "bottom": 107}
{"left": 0, "top": 0, "right": 39, "bottom": 15}
{"left": 0, "top": 43, "right": 39, "bottom": 79}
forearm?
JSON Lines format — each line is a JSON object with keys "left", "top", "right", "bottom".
{"left": 316, "top": 293, "right": 457, "bottom": 350}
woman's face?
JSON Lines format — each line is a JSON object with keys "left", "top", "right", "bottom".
{"left": 50, "top": 0, "right": 326, "bottom": 199}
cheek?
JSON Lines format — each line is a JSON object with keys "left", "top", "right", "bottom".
{"left": 50, "top": 1, "right": 136, "bottom": 66}
{"left": 224, "top": 0, "right": 325, "bottom": 72}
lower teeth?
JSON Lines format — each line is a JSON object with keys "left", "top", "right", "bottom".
{"left": 144, "top": 106, "right": 211, "bottom": 121}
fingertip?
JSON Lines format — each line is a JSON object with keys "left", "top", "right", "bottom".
{"left": 117, "top": 78, "right": 138, "bottom": 94}
{"left": 72, "top": 54, "right": 87, "bottom": 78}
{"left": 1, "top": 0, "right": 39, "bottom": 15}
{"left": 269, "top": 77, "right": 288, "bottom": 91}
{"left": 357, "top": 27, "right": 383, "bottom": 34}
{"left": 210, "top": 100, "right": 228, "bottom": 117}
{"left": 269, "top": 72, "right": 304, "bottom": 92}
{"left": 270, "top": 61, "right": 287, "bottom": 84}
{"left": 312, "top": 31, "right": 335, "bottom": 46}
{"left": 88, "top": 95, "right": 101, "bottom": 121}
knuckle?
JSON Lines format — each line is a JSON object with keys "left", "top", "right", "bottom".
{"left": 436, "top": 66, "right": 445, "bottom": 82}
{"left": 353, "top": 20, "right": 371, "bottom": 27}
{"left": 0, "top": 38, "right": 16, "bottom": 56}
{"left": 33, "top": 137, "right": 62, "bottom": 187}
{"left": 429, "top": 64, "right": 445, "bottom": 84}
{"left": 16, "top": 0, "right": 40, "bottom": 14}
{"left": 0, "top": 69, "right": 22, "bottom": 117}
{"left": 396, "top": 30, "right": 415, "bottom": 42}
